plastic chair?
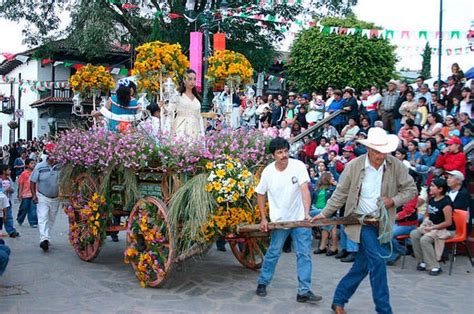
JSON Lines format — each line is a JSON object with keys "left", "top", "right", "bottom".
{"left": 396, "top": 234, "right": 410, "bottom": 269}
{"left": 445, "top": 210, "right": 474, "bottom": 275}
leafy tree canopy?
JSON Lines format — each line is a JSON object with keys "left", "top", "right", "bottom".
{"left": 1, "top": 0, "right": 358, "bottom": 70}
{"left": 285, "top": 15, "right": 397, "bottom": 92}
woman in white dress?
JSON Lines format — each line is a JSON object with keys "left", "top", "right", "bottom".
{"left": 163, "top": 69, "right": 204, "bottom": 140}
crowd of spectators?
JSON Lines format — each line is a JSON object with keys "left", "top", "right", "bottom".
{"left": 212, "top": 64, "right": 472, "bottom": 270}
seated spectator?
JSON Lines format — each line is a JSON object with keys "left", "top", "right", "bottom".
{"left": 285, "top": 101, "right": 298, "bottom": 125}
{"left": 435, "top": 99, "right": 448, "bottom": 120}
{"left": 410, "top": 178, "right": 455, "bottom": 275}
{"left": 0, "top": 239, "right": 10, "bottom": 276}
{"left": 399, "top": 91, "right": 417, "bottom": 125}
{"left": 460, "top": 87, "right": 472, "bottom": 117}
{"left": 314, "top": 137, "right": 328, "bottom": 160}
{"left": 311, "top": 172, "right": 338, "bottom": 256}
{"left": 328, "top": 89, "right": 345, "bottom": 131}
{"left": 458, "top": 112, "right": 473, "bottom": 133}
{"left": 260, "top": 119, "right": 278, "bottom": 138}
{"left": 308, "top": 92, "right": 325, "bottom": 123}
{"left": 415, "top": 97, "right": 429, "bottom": 129}
{"left": 299, "top": 137, "right": 317, "bottom": 164}
{"left": 340, "top": 117, "right": 360, "bottom": 144}
{"left": 398, "top": 119, "right": 420, "bottom": 147}
{"left": 415, "top": 138, "right": 440, "bottom": 182}
{"left": 407, "top": 141, "right": 421, "bottom": 167}
{"left": 446, "top": 170, "right": 470, "bottom": 211}
{"left": 278, "top": 120, "right": 291, "bottom": 139}
{"left": 315, "top": 160, "right": 328, "bottom": 180}
{"left": 441, "top": 115, "right": 461, "bottom": 138}
{"left": 353, "top": 132, "right": 368, "bottom": 156}
{"left": 335, "top": 146, "right": 355, "bottom": 173}
{"left": 359, "top": 116, "right": 371, "bottom": 134}
{"left": 296, "top": 105, "right": 309, "bottom": 129}
{"left": 421, "top": 113, "right": 443, "bottom": 140}
{"left": 435, "top": 136, "right": 467, "bottom": 176}
{"left": 322, "top": 122, "right": 339, "bottom": 139}
{"left": 384, "top": 174, "right": 420, "bottom": 265}
{"left": 435, "top": 133, "right": 446, "bottom": 151}
{"left": 270, "top": 98, "right": 284, "bottom": 127}
{"left": 460, "top": 128, "right": 472, "bottom": 146}
{"left": 450, "top": 97, "right": 461, "bottom": 117}
{"left": 395, "top": 147, "right": 411, "bottom": 169}
{"left": 290, "top": 121, "right": 303, "bottom": 137}
{"left": 327, "top": 136, "right": 339, "bottom": 155}
{"left": 326, "top": 150, "right": 340, "bottom": 181}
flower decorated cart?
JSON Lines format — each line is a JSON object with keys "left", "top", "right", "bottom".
{"left": 53, "top": 126, "right": 272, "bottom": 287}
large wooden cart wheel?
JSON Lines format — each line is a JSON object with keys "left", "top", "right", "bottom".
{"left": 126, "top": 197, "right": 175, "bottom": 288}
{"left": 227, "top": 235, "right": 269, "bottom": 270}
{"left": 66, "top": 173, "right": 102, "bottom": 262}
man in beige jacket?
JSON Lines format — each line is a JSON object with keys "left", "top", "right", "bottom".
{"left": 313, "top": 127, "right": 417, "bottom": 314}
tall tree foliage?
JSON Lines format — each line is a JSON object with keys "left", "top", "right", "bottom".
{"left": 420, "top": 41, "right": 432, "bottom": 79}
{"left": 286, "top": 16, "right": 397, "bottom": 92}
{"left": 0, "top": 0, "right": 357, "bottom": 69}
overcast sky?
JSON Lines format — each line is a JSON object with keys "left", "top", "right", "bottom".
{"left": 0, "top": 0, "right": 472, "bottom": 75}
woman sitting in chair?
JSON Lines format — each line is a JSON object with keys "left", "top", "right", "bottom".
{"left": 410, "top": 177, "right": 455, "bottom": 275}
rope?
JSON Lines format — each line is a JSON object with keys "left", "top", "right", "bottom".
{"left": 357, "top": 197, "right": 394, "bottom": 259}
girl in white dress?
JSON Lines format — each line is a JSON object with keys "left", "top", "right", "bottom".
{"left": 163, "top": 69, "right": 204, "bottom": 140}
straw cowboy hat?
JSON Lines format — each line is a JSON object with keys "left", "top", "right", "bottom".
{"left": 357, "top": 127, "right": 399, "bottom": 153}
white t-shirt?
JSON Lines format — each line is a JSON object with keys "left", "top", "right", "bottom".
{"left": 255, "top": 158, "right": 310, "bottom": 222}
{"left": 0, "top": 192, "right": 8, "bottom": 217}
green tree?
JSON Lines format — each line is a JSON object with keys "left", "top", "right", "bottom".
{"left": 420, "top": 42, "right": 431, "bottom": 79}
{"left": 0, "top": 0, "right": 357, "bottom": 70}
{"left": 285, "top": 16, "right": 397, "bottom": 92}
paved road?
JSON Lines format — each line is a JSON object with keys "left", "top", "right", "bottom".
{"left": 1, "top": 203, "right": 473, "bottom": 313}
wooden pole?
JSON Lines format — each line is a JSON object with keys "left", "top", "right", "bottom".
{"left": 237, "top": 216, "right": 378, "bottom": 234}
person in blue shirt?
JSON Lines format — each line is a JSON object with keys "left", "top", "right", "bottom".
{"left": 406, "top": 140, "right": 421, "bottom": 167}
{"left": 328, "top": 90, "right": 345, "bottom": 132}
{"left": 106, "top": 79, "right": 138, "bottom": 132}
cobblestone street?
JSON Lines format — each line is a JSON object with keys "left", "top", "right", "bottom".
{"left": 1, "top": 205, "right": 473, "bottom": 313}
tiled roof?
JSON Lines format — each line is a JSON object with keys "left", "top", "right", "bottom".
{"left": 30, "top": 96, "right": 93, "bottom": 108}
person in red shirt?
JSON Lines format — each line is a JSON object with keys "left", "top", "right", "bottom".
{"left": 398, "top": 119, "right": 420, "bottom": 148}
{"left": 435, "top": 136, "right": 466, "bottom": 176}
{"left": 299, "top": 136, "right": 317, "bottom": 164}
{"left": 16, "top": 158, "right": 37, "bottom": 227}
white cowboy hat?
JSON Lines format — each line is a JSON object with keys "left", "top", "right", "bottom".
{"left": 357, "top": 127, "right": 399, "bottom": 153}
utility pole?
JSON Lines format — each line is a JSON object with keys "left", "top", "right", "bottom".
{"left": 201, "top": 2, "right": 212, "bottom": 112}
{"left": 437, "top": 0, "right": 443, "bottom": 98}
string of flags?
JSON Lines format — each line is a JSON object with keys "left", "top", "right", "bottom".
{"left": 0, "top": 53, "right": 131, "bottom": 75}
{"left": 1, "top": 75, "right": 70, "bottom": 94}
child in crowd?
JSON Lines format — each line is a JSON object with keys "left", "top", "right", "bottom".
{"left": 0, "top": 165, "right": 19, "bottom": 238}
{"left": 310, "top": 172, "right": 338, "bottom": 256}
{"left": 17, "top": 158, "right": 38, "bottom": 227}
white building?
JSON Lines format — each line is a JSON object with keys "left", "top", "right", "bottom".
{"left": 0, "top": 44, "right": 131, "bottom": 145}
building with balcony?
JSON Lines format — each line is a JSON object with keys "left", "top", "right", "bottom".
{"left": 0, "top": 43, "right": 131, "bottom": 145}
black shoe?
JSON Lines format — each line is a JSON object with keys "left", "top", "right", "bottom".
{"left": 416, "top": 262, "right": 426, "bottom": 271}
{"left": 111, "top": 234, "right": 119, "bottom": 242}
{"left": 429, "top": 268, "right": 442, "bottom": 276}
{"left": 341, "top": 252, "right": 356, "bottom": 263}
{"left": 335, "top": 250, "right": 348, "bottom": 259}
{"left": 9, "top": 231, "right": 20, "bottom": 238}
{"left": 326, "top": 249, "right": 338, "bottom": 257}
{"left": 313, "top": 247, "right": 327, "bottom": 254}
{"left": 386, "top": 254, "right": 401, "bottom": 266}
{"left": 256, "top": 284, "right": 267, "bottom": 297}
{"left": 296, "top": 291, "right": 323, "bottom": 303}
{"left": 40, "top": 240, "right": 49, "bottom": 252}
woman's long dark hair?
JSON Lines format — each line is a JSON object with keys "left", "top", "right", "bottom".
{"left": 178, "top": 69, "right": 202, "bottom": 103}
{"left": 426, "top": 137, "right": 437, "bottom": 155}
{"left": 116, "top": 81, "right": 137, "bottom": 107}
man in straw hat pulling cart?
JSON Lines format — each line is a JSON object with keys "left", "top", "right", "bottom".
{"left": 312, "top": 127, "right": 417, "bottom": 314}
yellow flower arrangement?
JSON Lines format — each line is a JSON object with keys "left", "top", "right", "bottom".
{"left": 202, "top": 156, "right": 263, "bottom": 240}
{"left": 132, "top": 41, "right": 190, "bottom": 96}
{"left": 207, "top": 50, "right": 253, "bottom": 88}
{"left": 69, "top": 64, "right": 115, "bottom": 96}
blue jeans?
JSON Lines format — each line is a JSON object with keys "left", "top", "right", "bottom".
{"left": 339, "top": 225, "right": 358, "bottom": 252}
{"left": 382, "top": 224, "right": 417, "bottom": 262}
{"left": 367, "top": 111, "right": 378, "bottom": 127}
{"left": 4, "top": 206, "right": 17, "bottom": 235}
{"left": 257, "top": 227, "right": 312, "bottom": 294}
{"left": 333, "top": 225, "right": 392, "bottom": 314}
{"left": 310, "top": 208, "right": 334, "bottom": 231}
{"left": 394, "top": 119, "right": 401, "bottom": 134}
{"left": 0, "top": 244, "right": 10, "bottom": 276}
{"left": 17, "top": 197, "right": 38, "bottom": 226}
